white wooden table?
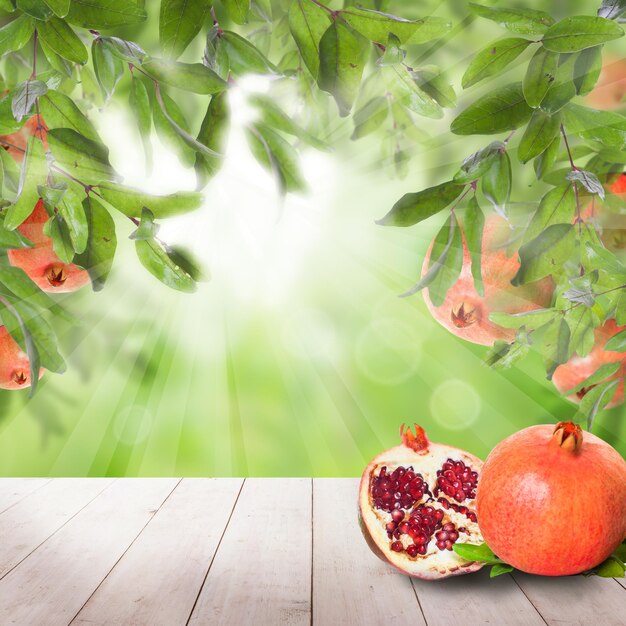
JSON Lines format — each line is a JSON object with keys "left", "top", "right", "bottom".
{"left": 0, "top": 479, "right": 623, "bottom": 625}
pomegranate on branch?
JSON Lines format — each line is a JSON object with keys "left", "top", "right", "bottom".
{"left": 359, "top": 424, "right": 484, "bottom": 579}
{"left": 0, "top": 325, "right": 43, "bottom": 390}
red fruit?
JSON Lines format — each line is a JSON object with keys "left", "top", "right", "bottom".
{"left": 7, "top": 199, "right": 90, "bottom": 293}
{"left": 552, "top": 320, "right": 625, "bottom": 409}
{"left": 422, "top": 216, "right": 553, "bottom": 345}
{"left": 477, "top": 421, "right": 626, "bottom": 576}
{"left": 0, "top": 326, "right": 44, "bottom": 390}
{"left": 359, "top": 424, "right": 484, "bottom": 579}
{"left": 0, "top": 116, "right": 48, "bottom": 162}
{"left": 585, "top": 56, "right": 626, "bottom": 111}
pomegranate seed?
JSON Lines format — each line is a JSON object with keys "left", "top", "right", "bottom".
{"left": 386, "top": 522, "right": 397, "bottom": 532}
{"left": 371, "top": 466, "right": 429, "bottom": 513}
{"left": 418, "top": 545, "right": 427, "bottom": 555}
{"left": 406, "top": 544, "right": 418, "bottom": 558}
{"left": 391, "top": 541, "right": 403, "bottom": 552}
{"left": 399, "top": 522, "right": 410, "bottom": 534}
{"left": 436, "top": 541, "right": 446, "bottom": 550}
{"left": 443, "top": 522, "right": 455, "bottom": 532}
{"left": 391, "top": 509, "right": 404, "bottom": 523}
{"left": 433, "top": 458, "right": 478, "bottom": 503}
{"left": 436, "top": 531, "right": 449, "bottom": 541}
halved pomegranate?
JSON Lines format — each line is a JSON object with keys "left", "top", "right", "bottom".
{"left": 359, "top": 424, "right": 484, "bottom": 579}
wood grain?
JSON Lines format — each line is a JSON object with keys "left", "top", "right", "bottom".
{"left": 0, "top": 478, "right": 178, "bottom": 626}
{"left": 0, "top": 478, "right": 49, "bottom": 515}
{"left": 73, "top": 478, "right": 243, "bottom": 626}
{"left": 188, "top": 478, "right": 312, "bottom": 626}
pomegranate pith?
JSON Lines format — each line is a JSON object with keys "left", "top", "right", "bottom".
{"left": 359, "top": 424, "right": 484, "bottom": 580}
{"left": 476, "top": 421, "right": 626, "bottom": 576}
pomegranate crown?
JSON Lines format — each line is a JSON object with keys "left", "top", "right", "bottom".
{"left": 400, "top": 423, "right": 429, "bottom": 452}
{"left": 552, "top": 421, "right": 583, "bottom": 453}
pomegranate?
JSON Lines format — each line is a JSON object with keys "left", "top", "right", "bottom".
{"left": 422, "top": 215, "right": 553, "bottom": 345}
{"left": 359, "top": 424, "right": 484, "bottom": 579}
{"left": 0, "top": 326, "right": 44, "bottom": 390}
{"left": 584, "top": 174, "right": 626, "bottom": 254}
{"left": 552, "top": 320, "right": 625, "bottom": 409}
{"left": 585, "top": 56, "right": 626, "bottom": 110}
{"left": 7, "top": 199, "right": 90, "bottom": 293}
{"left": 477, "top": 421, "right": 626, "bottom": 576}
{"left": 0, "top": 116, "right": 48, "bottom": 162}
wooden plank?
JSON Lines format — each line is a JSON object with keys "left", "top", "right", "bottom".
{"left": 0, "top": 478, "right": 178, "bottom": 626}
{"left": 615, "top": 577, "right": 626, "bottom": 591}
{"left": 188, "top": 478, "right": 312, "bottom": 626}
{"left": 313, "top": 478, "right": 425, "bottom": 625}
{"left": 0, "top": 478, "right": 113, "bottom": 579}
{"left": 73, "top": 478, "right": 243, "bottom": 626}
{"left": 0, "top": 478, "right": 49, "bottom": 515}
{"left": 514, "top": 572, "right": 626, "bottom": 626}
{"left": 413, "top": 568, "right": 547, "bottom": 626}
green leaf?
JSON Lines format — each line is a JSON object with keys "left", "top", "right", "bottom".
{"left": 574, "top": 46, "right": 603, "bottom": 96}
{"left": 462, "top": 38, "right": 532, "bottom": 89}
{"left": 287, "top": 0, "right": 330, "bottom": 78}
{"left": 159, "top": 0, "right": 209, "bottom": 60}
{"left": 223, "top": 0, "right": 250, "bottom": 25}
{"left": 0, "top": 15, "right": 35, "bottom": 57}
{"left": 0, "top": 216, "right": 32, "bottom": 250}
{"left": 135, "top": 238, "right": 196, "bottom": 293}
{"left": 485, "top": 334, "right": 531, "bottom": 370}
{"left": 523, "top": 47, "right": 558, "bottom": 108}
{"left": 203, "top": 26, "right": 229, "bottom": 80}
{"left": 565, "top": 362, "right": 621, "bottom": 394}
{"left": 73, "top": 196, "right": 116, "bottom": 291}
{"left": 579, "top": 378, "right": 620, "bottom": 428}
{"left": 165, "top": 245, "right": 208, "bottom": 282}
{"left": 543, "top": 317, "right": 571, "bottom": 379}
{"left": 0, "top": 145, "right": 21, "bottom": 192}
{"left": 45, "top": 214, "right": 74, "bottom": 264}
{"left": 411, "top": 67, "right": 456, "bottom": 109}
{"left": 598, "top": 0, "right": 626, "bottom": 20}
{"left": 129, "top": 207, "right": 159, "bottom": 240}
{"left": 98, "top": 182, "right": 204, "bottom": 218}
{"left": 352, "top": 96, "right": 389, "bottom": 140}
{"left": 377, "top": 32, "right": 405, "bottom": 66}
{"left": 451, "top": 82, "right": 533, "bottom": 135}
{"left": 246, "top": 122, "right": 306, "bottom": 194}
{"left": 401, "top": 213, "right": 462, "bottom": 301}
{"left": 92, "top": 38, "right": 124, "bottom": 100}
{"left": 100, "top": 36, "right": 146, "bottom": 64}
{"left": 12, "top": 80, "right": 48, "bottom": 122}
{"left": 490, "top": 563, "right": 514, "bottom": 577}
{"left": 595, "top": 556, "right": 626, "bottom": 578}
{"left": 377, "top": 181, "right": 464, "bottom": 227}
{"left": 490, "top": 309, "right": 557, "bottom": 329}
{"left": 151, "top": 86, "right": 195, "bottom": 167}
{"left": 454, "top": 141, "right": 504, "bottom": 183}
{"left": 512, "top": 223, "right": 577, "bottom": 285}
{"left": 57, "top": 184, "right": 88, "bottom": 254}
{"left": 129, "top": 75, "right": 152, "bottom": 173}
{"left": 38, "top": 90, "right": 101, "bottom": 143}
{"left": 66, "top": 0, "right": 147, "bottom": 29}
{"left": 468, "top": 3, "right": 554, "bottom": 35}
{"left": 40, "top": 38, "right": 74, "bottom": 77}
{"left": 567, "top": 169, "right": 605, "bottom": 200}
{"left": 542, "top": 17, "right": 624, "bottom": 53}
{"left": 195, "top": 92, "right": 229, "bottom": 189}
{"left": 518, "top": 110, "right": 561, "bottom": 163}
{"left": 452, "top": 542, "right": 502, "bottom": 564}
{"left": 524, "top": 185, "right": 575, "bottom": 243}
{"left": 540, "top": 79, "right": 576, "bottom": 114}
{"left": 16, "top": 0, "right": 53, "bottom": 20}
{"left": 386, "top": 65, "right": 442, "bottom": 119}
{"left": 534, "top": 135, "right": 560, "bottom": 180}
{"left": 318, "top": 21, "right": 368, "bottom": 117}
{"left": 141, "top": 58, "right": 228, "bottom": 95}
{"left": 42, "top": 0, "right": 70, "bottom": 17}
{"left": 464, "top": 195, "right": 484, "bottom": 296}
{"left": 562, "top": 104, "right": 626, "bottom": 149}
{"left": 482, "top": 151, "right": 511, "bottom": 216}
{"left": 38, "top": 17, "right": 88, "bottom": 64}
{"left": 605, "top": 328, "right": 626, "bottom": 351}
{"left": 46, "top": 128, "right": 116, "bottom": 184}
{"left": 340, "top": 7, "right": 451, "bottom": 44}
{"left": 220, "top": 31, "right": 277, "bottom": 75}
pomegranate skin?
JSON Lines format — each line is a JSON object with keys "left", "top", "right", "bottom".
{"left": 585, "top": 56, "right": 626, "bottom": 111}
{"left": 552, "top": 320, "right": 625, "bottom": 409}
{"left": 423, "top": 216, "right": 553, "bottom": 346}
{"left": 0, "top": 326, "right": 44, "bottom": 390}
{"left": 0, "top": 116, "right": 48, "bottom": 162}
{"left": 476, "top": 423, "right": 626, "bottom": 576}
{"left": 7, "top": 199, "right": 90, "bottom": 293}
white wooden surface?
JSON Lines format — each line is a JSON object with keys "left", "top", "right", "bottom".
{"left": 0, "top": 478, "right": 622, "bottom": 626}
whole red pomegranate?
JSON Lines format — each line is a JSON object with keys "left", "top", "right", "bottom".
{"left": 477, "top": 421, "right": 626, "bottom": 576}
{"left": 359, "top": 424, "right": 484, "bottom": 579}
{"left": 422, "top": 215, "right": 553, "bottom": 345}
{"left": 552, "top": 320, "right": 625, "bottom": 409}
{"left": 0, "top": 116, "right": 48, "bottom": 162}
{"left": 0, "top": 326, "right": 44, "bottom": 390}
{"left": 8, "top": 199, "right": 90, "bottom": 293}
{"left": 585, "top": 56, "right": 626, "bottom": 110}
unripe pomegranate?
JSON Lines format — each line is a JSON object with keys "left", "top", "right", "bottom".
{"left": 0, "top": 116, "right": 48, "bottom": 162}
{"left": 359, "top": 424, "right": 484, "bottom": 579}
{"left": 477, "top": 421, "right": 626, "bottom": 576}
{"left": 0, "top": 325, "right": 44, "bottom": 390}
{"left": 7, "top": 199, "right": 90, "bottom": 293}
{"left": 585, "top": 56, "right": 626, "bottom": 110}
{"left": 552, "top": 320, "right": 625, "bottom": 409}
{"left": 422, "top": 215, "right": 554, "bottom": 345}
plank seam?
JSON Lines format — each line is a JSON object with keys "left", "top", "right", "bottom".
{"left": 185, "top": 477, "right": 246, "bottom": 626}
{"left": 0, "top": 479, "right": 52, "bottom": 517}
{"left": 67, "top": 478, "right": 183, "bottom": 625}
{"left": 409, "top": 578, "right": 429, "bottom": 625}
{"left": 510, "top": 574, "right": 550, "bottom": 625}
{"left": 0, "top": 478, "right": 116, "bottom": 583}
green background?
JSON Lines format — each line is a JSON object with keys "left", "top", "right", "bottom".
{"left": 0, "top": 0, "right": 624, "bottom": 476}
